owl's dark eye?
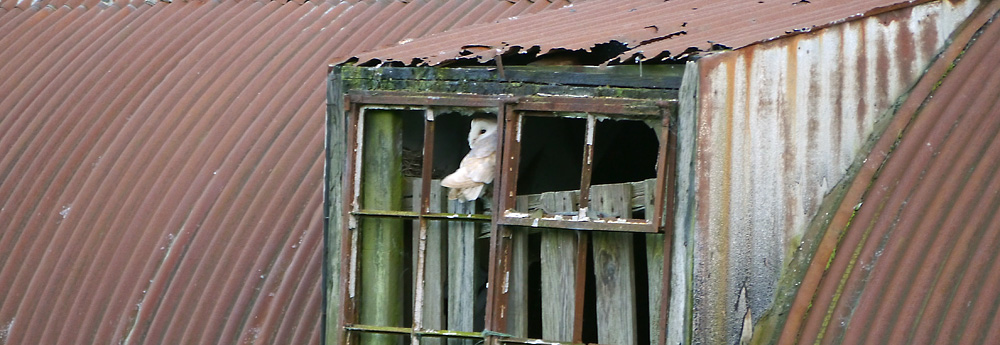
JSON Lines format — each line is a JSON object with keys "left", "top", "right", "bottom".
{"left": 480, "top": 129, "right": 487, "bottom": 134}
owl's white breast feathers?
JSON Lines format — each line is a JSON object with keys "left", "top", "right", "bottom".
{"left": 442, "top": 118, "right": 498, "bottom": 202}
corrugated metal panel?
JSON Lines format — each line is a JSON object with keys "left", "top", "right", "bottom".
{"left": 341, "top": 0, "right": 958, "bottom": 66}
{"left": 0, "top": 1, "right": 574, "bottom": 344}
{"left": 782, "top": 1, "right": 1000, "bottom": 344}
{"left": 685, "top": 0, "right": 979, "bottom": 343}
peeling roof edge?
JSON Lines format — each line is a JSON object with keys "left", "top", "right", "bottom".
{"left": 678, "top": 0, "right": 940, "bottom": 58}
{"left": 615, "top": 0, "right": 942, "bottom": 63}
{"left": 333, "top": 0, "right": 945, "bottom": 67}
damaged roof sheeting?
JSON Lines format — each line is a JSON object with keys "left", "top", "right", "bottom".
{"left": 783, "top": 2, "right": 1000, "bottom": 344}
{"left": 0, "top": 0, "right": 574, "bottom": 344}
{"left": 340, "top": 0, "right": 949, "bottom": 66}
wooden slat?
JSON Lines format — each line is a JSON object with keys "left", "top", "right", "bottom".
{"left": 591, "top": 183, "right": 638, "bottom": 345}
{"left": 539, "top": 191, "right": 579, "bottom": 341}
{"left": 516, "top": 179, "right": 655, "bottom": 214}
{"left": 447, "top": 200, "right": 478, "bottom": 345}
{"left": 643, "top": 179, "right": 665, "bottom": 345}
{"left": 413, "top": 180, "right": 447, "bottom": 345}
{"left": 506, "top": 197, "right": 531, "bottom": 337}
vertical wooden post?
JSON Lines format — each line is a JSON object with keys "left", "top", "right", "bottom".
{"left": 539, "top": 191, "right": 578, "bottom": 341}
{"left": 413, "top": 180, "right": 447, "bottom": 345}
{"left": 591, "top": 184, "right": 638, "bottom": 345}
{"left": 644, "top": 179, "right": 665, "bottom": 344}
{"left": 505, "top": 197, "right": 531, "bottom": 338}
{"left": 359, "top": 110, "right": 405, "bottom": 345}
{"left": 447, "top": 200, "right": 478, "bottom": 345}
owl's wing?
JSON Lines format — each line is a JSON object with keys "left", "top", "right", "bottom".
{"left": 441, "top": 153, "right": 495, "bottom": 187}
{"left": 467, "top": 131, "right": 497, "bottom": 158}
{"left": 463, "top": 153, "right": 495, "bottom": 184}
{"left": 459, "top": 184, "right": 485, "bottom": 201}
{"left": 441, "top": 167, "right": 478, "bottom": 188}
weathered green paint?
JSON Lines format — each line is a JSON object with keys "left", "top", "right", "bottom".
{"left": 359, "top": 110, "right": 405, "bottom": 345}
{"left": 352, "top": 209, "right": 492, "bottom": 222}
{"left": 341, "top": 65, "right": 683, "bottom": 88}
{"left": 345, "top": 324, "right": 484, "bottom": 339}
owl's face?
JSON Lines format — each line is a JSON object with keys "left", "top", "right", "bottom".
{"left": 468, "top": 118, "right": 498, "bottom": 148}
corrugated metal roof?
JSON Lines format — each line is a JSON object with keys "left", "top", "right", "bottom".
{"left": 0, "top": 1, "right": 574, "bottom": 344}
{"left": 342, "top": 0, "right": 948, "bottom": 66}
{"left": 781, "top": 1, "right": 1000, "bottom": 344}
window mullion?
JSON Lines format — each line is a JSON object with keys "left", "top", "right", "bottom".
{"left": 578, "top": 113, "right": 596, "bottom": 218}
{"left": 339, "top": 102, "right": 362, "bottom": 345}
{"left": 412, "top": 108, "right": 435, "bottom": 342}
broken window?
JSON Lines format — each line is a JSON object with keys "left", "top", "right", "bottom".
{"left": 328, "top": 66, "right": 679, "bottom": 345}
{"left": 500, "top": 98, "right": 672, "bottom": 233}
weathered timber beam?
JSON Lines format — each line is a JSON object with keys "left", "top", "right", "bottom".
{"left": 359, "top": 110, "right": 405, "bottom": 345}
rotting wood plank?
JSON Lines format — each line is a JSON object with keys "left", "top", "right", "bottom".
{"left": 344, "top": 66, "right": 684, "bottom": 90}
{"left": 448, "top": 200, "right": 478, "bottom": 345}
{"left": 539, "top": 191, "right": 578, "bottom": 342}
{"left": 359, "top": 110, "right": 406, "bottom": 345}
{"left": 413, "top": 179, "right": 446, "bottom": 345}
{"left": 590, "top": 183, "right": 638, "bottom": 345}
{"left": 643, "top": 179, "right": 665, "bottom": 345}
{"left": 517, "top": 179, "right": 655, "bottom": 214}
{"left": 407, "top": 178, "right": 657, "bottom": 216}
{"left": 506, "top": 197, "right": 531, "bottom": 338}
{"left": 342, "top": 80, "right": 677, "bottom": 106}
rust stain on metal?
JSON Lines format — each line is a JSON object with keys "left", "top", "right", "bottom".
{"left": 783, "top": 2, "right": 1000, "bottom": 344}
{"left": 690, "top": 0, "right": 979, "bottom": 343}
{"left": 0, "top": 1, "right": 575, "bottom": 344}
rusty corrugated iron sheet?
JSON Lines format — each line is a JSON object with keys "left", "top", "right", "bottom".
{"left": 0, "top": 1, "right": 574, "bottom": 344}
{"left": 340, "top": 0, "right": 958, "bottom": 66}
{"left": 685, "top": 0, "right": 979, "bottom": 343}
{"left": 781, "top": 1, "right": 1000, "bottom": 344}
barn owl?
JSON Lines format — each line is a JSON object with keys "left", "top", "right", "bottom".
{"left": 442, "top": 118, "right": 498, "bottom": 202}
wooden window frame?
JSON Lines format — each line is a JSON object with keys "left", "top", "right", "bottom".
{"left": 336, "top": 88, "right": 677, "bottom": 345}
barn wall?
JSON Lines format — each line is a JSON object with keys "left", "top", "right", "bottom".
{"left": 686, "top": 0, "right": 979, "bottom": 343}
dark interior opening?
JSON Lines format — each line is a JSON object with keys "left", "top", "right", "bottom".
{"left": 591, "top": 118, "right": 659, "bottom": 186}
{"left": 516, "top": 115, "right": 660, "bottom": 197}
{"left": 516, "top": 116, "right": 585, "bottom": 195}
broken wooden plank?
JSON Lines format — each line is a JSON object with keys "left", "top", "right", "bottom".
{"left": 506, "top": 197, "right": 531, "bottom": 338}
{"left": 447, "top": 200, "right": 478, "bottom": 345}
{"left": 539, "top": 191, "right": 578, "bottom": 342}
{"left": 643, "top": 179, "right": 665, "bottom": 345}
{"left": 412, "top": 179, "right": 447, "bottom": 345}
{"left": 590, "top": 183, "right": 638, "bottom": 345}
{"left": 516, "top": 179, "right": 655, "bottom": 215}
